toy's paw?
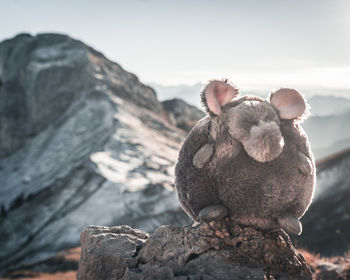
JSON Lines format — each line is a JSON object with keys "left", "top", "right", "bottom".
{"left": 199, "top": 204, "right": 228, "bottom": 223}
{"left": 278, "top": 215, "right": 302, "bottom": 235}
{"left": 298, "top": 152, "right": 313, "bottom": 175}
{"left": 193, "top": 144, "right": 214, "bottom": 168}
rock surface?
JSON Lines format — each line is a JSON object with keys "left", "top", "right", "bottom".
{"left": 0, "top": 33, "right": 163, "bottom": 157}
{"left": 77, "top": 220, "right": 312, "bottom": 280}
{"left": 0, "top": 33, "right": 191, "bottom": 275}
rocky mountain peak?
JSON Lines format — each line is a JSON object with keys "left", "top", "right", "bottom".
{"left": 0, "top": 33, "right": 189, "bottom": 275}
{"left": 0, "top": 33, "right": 162, "bottom": 157}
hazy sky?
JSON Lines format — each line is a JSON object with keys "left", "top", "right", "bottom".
{"left": 1, "top": 0, "right": 349, "bottom": 91}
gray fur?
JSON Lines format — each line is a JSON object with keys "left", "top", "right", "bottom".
{"left": 175, "top": 82, "right": 316, "bottom": 235}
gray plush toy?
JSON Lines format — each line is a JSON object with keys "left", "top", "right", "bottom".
{"left": 175, "top": 79, "right": 316, "bottom": 235}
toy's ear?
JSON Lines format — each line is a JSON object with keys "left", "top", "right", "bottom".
{"left": 270, "top": 88, "right": 309, "bottom": 120}
{"left": 201, "top": 79, "right": 239, "bottom": 116}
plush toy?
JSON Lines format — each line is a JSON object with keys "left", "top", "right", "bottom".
{"left": 175, "top": 79, "right": 315, "bottom": 235}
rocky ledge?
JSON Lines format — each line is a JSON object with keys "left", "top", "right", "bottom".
{"left": 77, "top": 219, "right": 312, "bottom": 280}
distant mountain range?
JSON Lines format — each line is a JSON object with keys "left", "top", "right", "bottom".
{"left": 303, "top": 112, "right": 350, "bottom": 159}
{"left": 307, "top": 95, "right": 350, "bottom": 117}
{"left": 151, "top": 83, "right": 350, "bottom": 159}
{"left": 151, "top": 82, "right": 350, "bottom": 114}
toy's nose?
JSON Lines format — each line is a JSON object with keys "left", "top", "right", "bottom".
{"left": 243, "top": 120, "right": 284, "bottom": 162}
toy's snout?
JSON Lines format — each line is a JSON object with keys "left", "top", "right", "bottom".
{"left": 243, "top": 120, "right": 284, "bottom": 162}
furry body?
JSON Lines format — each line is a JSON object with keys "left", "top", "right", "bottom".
{"left": 175, "top": 92, "right": 316, "bottom": 232}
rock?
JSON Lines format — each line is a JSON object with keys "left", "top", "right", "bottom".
{"left": 78, "top": 226, "right": 149, "bottom": 280}
{"left": 162, "top": 98, "right": 205, "bottom": 131}
{"left": 0, "top": 33, "right": 191, "bottom": 275}
{"left": 77, "top": 220, "right": 312, "bottom": 280}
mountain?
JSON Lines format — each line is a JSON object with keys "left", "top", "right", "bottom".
{"left": 302, "top": 112, "right": 350, "bottom": 159}
{"left": 311, "top": 138, "right": 350, "bottom": 160}
{"left": 296, "top": 148, "right": 350, "bottom": 256}
{"left": 0, "top": 33, "right": 191, "bottom": 275}
{"left": 161, "top": 98, "right": 205, "bottom": 131}
{"left": 0, "top": 34, "right": 163, "bottom": 158}
{"left": 308, "top": 95, "right": 350, "bottom": 117}
{"left": 302, "top": 95, "right": 350, "bottom": 158}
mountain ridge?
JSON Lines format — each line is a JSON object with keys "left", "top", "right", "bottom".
{"left": 0, "top": 33, "right": 191, "bottom": 275}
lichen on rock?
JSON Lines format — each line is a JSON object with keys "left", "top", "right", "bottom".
{"left": 77, "top": 219, "right": 312, "bottom": 280}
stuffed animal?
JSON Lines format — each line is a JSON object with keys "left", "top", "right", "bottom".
{"left": 175, "top": 79, "right": 315, "bottom": 235}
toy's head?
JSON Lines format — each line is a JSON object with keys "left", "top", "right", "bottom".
{"left": 201, "top": 79, "right": 309, "bottom": 162}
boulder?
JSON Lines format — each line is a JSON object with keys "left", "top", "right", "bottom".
{"left": 78, "top": 220, "right": 312, "bottom": 280}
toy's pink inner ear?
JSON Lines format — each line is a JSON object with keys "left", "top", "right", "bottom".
{"left": 270, "top": 88, "right": 306, "bottom": 119}
{"left": 204, "top": 80, "right": 238, "bottom": 115}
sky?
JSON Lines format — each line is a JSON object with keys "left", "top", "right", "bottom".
{"left": 1, "top": 0, "right": 350, "bottom": 92}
